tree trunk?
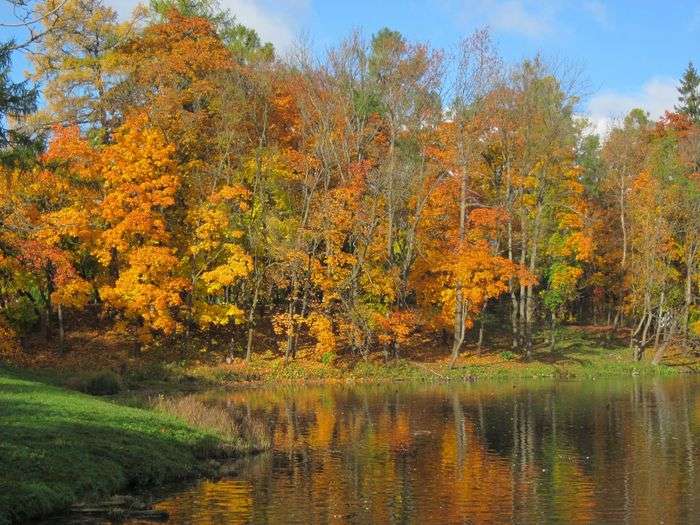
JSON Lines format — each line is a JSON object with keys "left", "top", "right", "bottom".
{"left": 450, "top": 169, "right": 469, "bottom": 368}
{"left": 636, "top": 302, "right": 654, "bottom": 361}
{"left": 550, "top": 311, "right": 556, "bottom": 353}
{"left": 683, "top": 246, "right": 695, "bottom": 335}
{"left": 245, "top": 278, "right": 261, "bottom": 363}
{"left": 652, "top": 322, "right": 675, "bottom": 365}
{"left": 653, "top": 290, "right": 665, "bottom": 351}
{"left": 57, "top": 304, "right": 65, "bottom": 354}
{"left": 450, "top": 299, "right": 466, "bottom": 368}
{"left": 476, "top": 315, "right": 485, "bottom": 354}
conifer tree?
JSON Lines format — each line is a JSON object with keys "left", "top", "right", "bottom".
{"left": 676, "top": 62, "right": 700, "bottom": 123}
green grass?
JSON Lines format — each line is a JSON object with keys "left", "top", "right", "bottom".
{"left": 0, "top": 369, "right": 229, "bottom": 524}
{"left": 146, "top": 335, "right": 687, "bottom": 388}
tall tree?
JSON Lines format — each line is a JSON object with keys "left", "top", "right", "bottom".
{"left": 676, "top": 62, "right": 700, "bottom": 123}
{"left": 29, "top": 0, "right": 135, "bottom": 131}
{"left": 0, "top": 41, "right": 38, "bottom": 166}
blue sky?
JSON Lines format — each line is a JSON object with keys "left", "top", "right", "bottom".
{"left": 5, "top": 0, "right": 700, "bottom": 134}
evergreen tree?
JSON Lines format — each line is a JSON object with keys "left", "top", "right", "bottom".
{"left": 676, "top": 61, "right": 700, "bottom": 123}
{"left": 0, "top": 41, "right": 39, "bottom": 167}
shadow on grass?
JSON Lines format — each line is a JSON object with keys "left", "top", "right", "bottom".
{"left": 0, "top": 374, "right": 217, "bottom": 524}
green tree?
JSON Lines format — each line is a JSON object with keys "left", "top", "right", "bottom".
{"left": 676, "top": 62, "right": 700, "bottom": 123}
{"left": 0, "top": 41, "right": 38, "bottom": 166}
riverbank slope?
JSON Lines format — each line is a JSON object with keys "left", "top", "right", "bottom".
{"left": 0, "top": 369, "right": 235, "bottom": 524}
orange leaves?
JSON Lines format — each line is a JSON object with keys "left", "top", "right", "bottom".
{"left": 452, "top": 240, "right": 519, "bottom": 303}
{"left": 414, "top": 235, "right": 526, "bottom": 331}
{"left": 121, "top": 11, "right": 234, "bottom": 159}
{"left": 42, "top": 125, "right": 97, "bottom": 169}
{"left": 89, "top": 117, "right": 191, "bottom": 334}
{"left": 307, "top": 313, "right": 336, "bottom": 356}
{"left": 96, "top": 117, "right": 180, "bottom": 263}
{"left": 468, "top": 208, "right": 509, "bottom": 234}
{"left": 100, "top": 246, "right": 188, "bottom": 335}
{"left": 0, "top": 317, "right": 20, "bottom": 359}
{"left": 376, "top": 310, "right": 416, "bottom": 348}
{"left": 210, "top": 184, "right": 251, "bottom": 207}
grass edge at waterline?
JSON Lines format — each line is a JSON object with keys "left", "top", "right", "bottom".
{"left": 0, "top": 369, "right": 245, "bottom": 524}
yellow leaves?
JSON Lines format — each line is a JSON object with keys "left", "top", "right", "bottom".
{"left": 210, "top": 184, "right": 251, "bottom": 207}
{"left": 307, "top": 313, "right": 336, "bottom": 356}
{"left": 194, "top": 303, "right": 245, "bottom": 329}
{"left": 190, "top": 208, "right": 231, "bottom": 255}
{"left": 188, "top": 183, "right": 253, "bottom": 330}
{"left": 549, "top": 264, "right": 583, "bottom": 292}
{"left": 521, "top": 194, "right": 537, "bottom": 208}
{"left": 51, "top": 278, "right": 92, "bottom": 309}
{"left": 0, "top": 317, "right": 20, "bottom": 358}
{"left": 690, "top": 319, "right": 700, "bottom": 338}
{"left": 201, "top": 244, "right": 253, "bottom": 294}
{"left": 36, "top": 207, "right": 93, "bottom": 246}
{"left": 100, "top": 246, "right": 188, "bottom": 334}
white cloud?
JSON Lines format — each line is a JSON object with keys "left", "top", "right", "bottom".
{"left": 582, "top": 1, "right": 609, "bottom": 27}
{"left": 108, "top": 0, "right": 309, "bottom": 53}
{"left": 465, "top": 0, "right": 553, "bottom": 38}
{"left": 447, "top": 0, "right": 611, "bottom": 39}
{"left": 585, "top": 77, "right": 678, "bottom": 136}
{"left": 222, "top": 0, "right": 310, "bottom": 53}
{"left": 487, "top": 0, "right": 552, "bottom": 38}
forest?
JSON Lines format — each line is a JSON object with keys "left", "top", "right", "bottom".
{"left": 1, "top": 0, "right": 700, "bottom": 372}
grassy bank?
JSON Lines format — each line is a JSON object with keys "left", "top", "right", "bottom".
{"left": 132, "top": 327, "right": 696, "bottom": 387}
{"left": 9, "top": 327, "right": 699, "bottom": 393}
{"left": 0, "top": 370, "right": 240, "bottom": 524}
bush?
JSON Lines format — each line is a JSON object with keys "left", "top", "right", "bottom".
{"left": 3, "top": 296, "right": 39, "bottom": 332}
{"left": 151, "top": 394, "right": 270, "bottom": 452}
{"left": 499, "top": 350, "right": 517, "bottom": 361}
{"left": 0, "top": 317, "right": 21, "bottom": 359}
{"left": 81, "top": 370, "right": 122, "bottom": 395}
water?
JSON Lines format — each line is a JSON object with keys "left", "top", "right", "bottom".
{"left": 136, "top": 378, "right": 700, "bottom": 524}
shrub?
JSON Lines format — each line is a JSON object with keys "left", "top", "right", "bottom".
{"left": 81, "top": 370, "right": 122, "bottom": 395}
{"left": 4, "top": 296, "right": 38, "bottom": 332}
{"left": 0, "top": 317, "right": 21, "bottom": 360}
{"left": 151, "top": 394, "right": 270, "bottom": 452}
{"left": 499, "top": 350, "right": 517, "bottom": 361}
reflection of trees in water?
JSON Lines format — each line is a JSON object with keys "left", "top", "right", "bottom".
{"left": 152, "top": 380, "right": 700, "bottom": 524}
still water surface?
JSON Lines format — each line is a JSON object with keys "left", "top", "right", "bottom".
{"left": 136, "top": 378, "right": 700, "bottom": 524}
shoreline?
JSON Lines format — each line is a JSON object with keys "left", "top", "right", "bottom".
{"left": 11, "top": 327, "right": 698, "bottom": 395}
{"left": 0, "top": 369, "right": 259, "bottom": 525}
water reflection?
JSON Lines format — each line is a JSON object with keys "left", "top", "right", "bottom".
{"left": 145, "top": 378, "right": 700, "bottom": 524}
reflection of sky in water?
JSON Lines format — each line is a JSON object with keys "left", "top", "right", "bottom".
{"left": 135, "top": 379, "right": 700, "bottom": 524}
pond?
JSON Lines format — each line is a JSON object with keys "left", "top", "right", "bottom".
{"left": 132, "top": 378, "right": 700, "bottom": 524}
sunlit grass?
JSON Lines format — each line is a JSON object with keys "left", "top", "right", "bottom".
{"left": 0, "top": 369, "right": 245, "bottom": 524}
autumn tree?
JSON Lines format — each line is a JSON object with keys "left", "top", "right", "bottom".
{"left": 29, "top": 0, "right": 136, "bottom": 131}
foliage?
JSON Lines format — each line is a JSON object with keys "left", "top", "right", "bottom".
{"left": 1, "top": 3, "right": 699, "bottom": 369}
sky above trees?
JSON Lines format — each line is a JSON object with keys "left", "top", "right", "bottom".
{"left": 119, "top": 0, "right": 700, "bottom": 136}
{"left": 4, "top": 0, "right": 700, "bottom": 135}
